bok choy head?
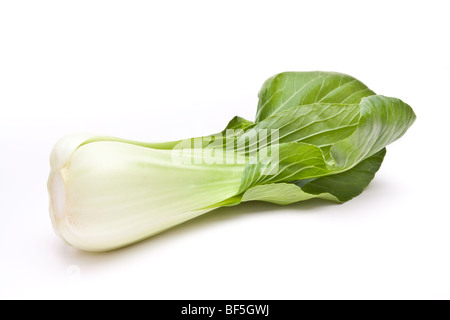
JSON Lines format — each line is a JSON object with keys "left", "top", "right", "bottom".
{"left": 48, "top": 71, "right": 416, "bottom": 252}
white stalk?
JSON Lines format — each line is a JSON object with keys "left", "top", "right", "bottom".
{"left": 48, "top": 134, "right": 245, "bottom": 252}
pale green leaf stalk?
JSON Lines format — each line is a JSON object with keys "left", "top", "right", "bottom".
{"left": 48, "top": 71, "right": 416, "bottom": 251}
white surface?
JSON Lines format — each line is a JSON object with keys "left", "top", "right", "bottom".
{"left": 0, "top": 0, "right": 449, "bottom": 300}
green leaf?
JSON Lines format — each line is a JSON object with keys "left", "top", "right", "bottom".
{"left": 238, "top": 142, "right": 331, "bottom": 192}
{"left": 298, "top": 148, "right": 386, "bottom": 202}
{"left": 330, "top": 96, "right": 416, "bottom": 167}
{"left": 241, "top": 183, "right": 338, "bottom": 205}
{"left": 239, "top": 95, "right": 415, "bottom": 191}
{"left": 256, "top": 71, "right": 375, "bottom": 121}
{"left": 223, "top": 116, "right": 255, "bottom": 130}
{"left": 253, "top": 102, "right": 360, "bottom": 148}
{"left": 240, "top": 148, "right": 386, "bottom": 205}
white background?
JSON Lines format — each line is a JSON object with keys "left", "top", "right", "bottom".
{"left": 0, "top": 0, "right": 449, "bottom": 300}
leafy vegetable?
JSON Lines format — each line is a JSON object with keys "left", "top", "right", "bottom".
{"left": 48, "top": 71, "right": 416, "bottom": 251}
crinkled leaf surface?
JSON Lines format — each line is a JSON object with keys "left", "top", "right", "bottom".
{"left": 256, "top": 71, "right": 375, "bottom": 121}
